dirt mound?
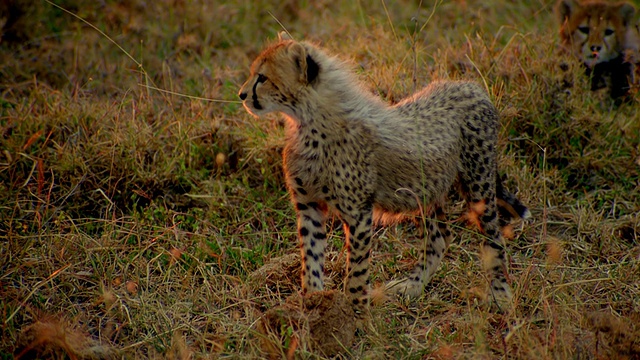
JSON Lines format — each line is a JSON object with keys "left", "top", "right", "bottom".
{"left": 247, "top": 253, "right": 302, "bottom": 295}
{"left": 14, "top": 316, "right": 117, "bottom": 359}
{"left": 258, "top": 290, "right": 356, "bottom": 358}
{"left": 247, "top": 252, "right": 345, "bottom": 297}
{"left": 586, "top": 311, "right": 640, "bottom": 358}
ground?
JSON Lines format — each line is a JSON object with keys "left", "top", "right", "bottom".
{"left": 0, "top": 0, "right": 639, "bottom": 358}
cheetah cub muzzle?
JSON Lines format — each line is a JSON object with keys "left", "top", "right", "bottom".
{"left": 238, "top": 32, "right": 530, "bottom": 315}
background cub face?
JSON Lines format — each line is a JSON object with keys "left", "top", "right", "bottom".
{"left": 238, "top": 41, "right": 306, "bottom": 117}
{"left": 556, "top": 0, "right": 636, "bottom": 67}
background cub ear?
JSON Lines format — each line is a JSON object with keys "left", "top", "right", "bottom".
{"left": 287, "top": 43, "right": 319, "bottom": 85}
{"left": 618, "top": 3, "right": 636, "bottom": 26}
{"left": 556, "top": 0, "right": 579, "bottom": 22}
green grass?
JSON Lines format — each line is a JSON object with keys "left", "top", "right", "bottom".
{"left": 1, "top": 0, "right": 639, "bottom": 358}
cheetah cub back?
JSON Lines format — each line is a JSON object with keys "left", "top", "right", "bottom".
{"left": 238, "top": 33, "right": 530, "bottom": 315}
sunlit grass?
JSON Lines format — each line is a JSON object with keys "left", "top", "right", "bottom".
{"left": 1, "top": 0, "right": 639, "bottom": 358}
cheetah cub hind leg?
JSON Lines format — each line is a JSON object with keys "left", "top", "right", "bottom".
{"left": 385, "top": 277, "right": 425, "bottom": 299}
{"left": 482, "top": 244, "right": 514, "bottom": 312}
{"left": 386, "top": 217, "right": 448, "bottom": 299}
{"left": 489, "top": 278, "right": 513, "bottom": 311}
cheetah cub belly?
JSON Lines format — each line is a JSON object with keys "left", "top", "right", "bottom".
{"left": 238, "top": 33, "right": 530, "bottom": 315}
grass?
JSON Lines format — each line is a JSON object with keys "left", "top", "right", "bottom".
{"left": 1, "top": 0, "right": 639, "bottom": 358}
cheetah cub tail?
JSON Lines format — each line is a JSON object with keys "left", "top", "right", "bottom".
{"left": 496, "top": 176, "right": 531, "bottom": 224}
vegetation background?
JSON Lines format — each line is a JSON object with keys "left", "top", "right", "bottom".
{"left": 1, "top": 0, "right": 639, "bottom": 358}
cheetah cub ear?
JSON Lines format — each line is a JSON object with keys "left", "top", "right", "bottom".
{"left": 278, "top": 31, "right": 293, "bottom": 41}
{"left": 287, "top": 42, "right": 320, "bottom": 85}
{"left": 556, "top": 0, "right": 579, "bottom": 23}
{"left": 618, "top": 3, "right": 636, "bottom": 27}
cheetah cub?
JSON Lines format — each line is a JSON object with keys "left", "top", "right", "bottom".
{"left": 238, "top": 33, "right": 530, "bottom": 314}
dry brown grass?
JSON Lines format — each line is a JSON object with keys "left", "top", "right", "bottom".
{"left": 1, "top": 0, "right": 639, "bottom": 358}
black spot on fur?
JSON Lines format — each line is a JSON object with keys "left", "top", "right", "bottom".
{"left": 300, "top": 227, "right": 309, "bottom": 236}
{"left": 482, "top": 211, "right": 496, "bottom": 223}
{"left": 352, "top": 268, "right": 367, "bottom": 277}
{"left": 363, "top": 236, "right": 370, "bottom": 246}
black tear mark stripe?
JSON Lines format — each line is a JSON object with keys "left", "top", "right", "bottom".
{"left": 252, "top": 76, "right": 264, "bottom": 109}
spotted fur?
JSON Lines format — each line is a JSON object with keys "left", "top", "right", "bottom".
{"left": 238, "top": 33, "right": 530, "bottom": 314}
{"left": 556, "top": 0, "right": 640, "bottom": 98}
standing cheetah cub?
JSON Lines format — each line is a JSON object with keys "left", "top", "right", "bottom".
{"left": 238, "top": 33, "right": 530, "bottom": 314}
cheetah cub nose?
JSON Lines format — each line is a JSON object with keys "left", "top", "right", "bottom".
{"left": 238, "top": 92, "right": 247, "bottom": 100}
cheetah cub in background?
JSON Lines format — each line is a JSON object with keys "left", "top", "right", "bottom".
{"left": 556, "top": 0, "right": 639, "bottom": 99}
{"left": 238, "top": 33, "right": 530, "bottom": 314}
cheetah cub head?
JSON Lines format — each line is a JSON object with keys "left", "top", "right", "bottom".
{"left": 238, "top": 32, "right": 320, "bottom": 117}
{"left": 556, "top": 0, "right": 637, "bottom": 68}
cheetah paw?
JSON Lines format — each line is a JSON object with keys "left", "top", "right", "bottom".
{"left": 488, "top": 279, "right": 513, "bottom": 312}
{"left": 385, "top": 278, "right": 424, "bottom": 299}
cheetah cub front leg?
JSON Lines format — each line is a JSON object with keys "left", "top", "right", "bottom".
{"left": 340, "top": 208, "right": 375, "bottom": 316}
{"left": 296, "top": 195, "right": 373, "bottom": 316}
{"left": 295, "top": 197, "right": 329, "bottom": 293}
